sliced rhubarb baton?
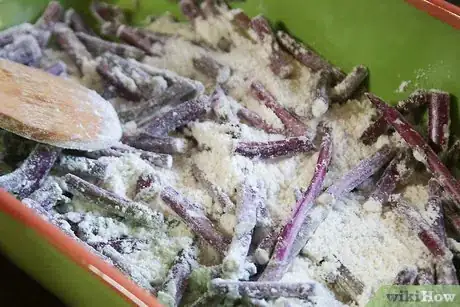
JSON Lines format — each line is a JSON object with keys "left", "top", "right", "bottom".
{"left": 366, "top": 93, "right": 460, "bottom": 210}
{"left": 259, "top": 128, "right": 332, "bottom": 281}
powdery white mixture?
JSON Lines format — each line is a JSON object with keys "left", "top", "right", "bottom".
{"left": 54, "top": 5, "right": 439, "bottom": 307}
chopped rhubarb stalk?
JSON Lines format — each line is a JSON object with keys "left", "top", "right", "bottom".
{"left": 126, "top": 79, "right": 204, "bottom": 125}
{"left": 427, "top": 179, "right": 447, "bottom": 243}
{"left": 326, "top": 145, "right": 395, "bottom": 200}
{"left": 416, "top": 268, "right": 435, "bottom": 285}
{"left": 27, "top": 178, "right": 63, "bottom": 210}
{"left": 443, "top": 138, "right": 460, "bottom": 168}
{"left": 179, "top": 0, "right": 203, "bottom": 21}
{"left": 101, "top": 245, "right": 154, "bottom": 291}
{"left": 76, "top": 32, "right": 145, "bottom": 60}
{"left": 250, "top": 81, "right": 307, "bottom": 136}
{"left": 56, "top": 155, "right": 108, "bottom": 179}
{"left": 157, "top": 247, "right": 199, "bottom": 307}
{"left": 235, "top": 136, "right": 315, "bottom": 159}
{"left": 86, "top": 144, "right": 173, "bottom": 169}
{"left": 428, "top": 91, "right": 450, "bottom": 153}
{"left": 276, "top": 30, "right": 345, "bottom": 82}
{"left": 394, "top": 267, "right": 418, "bottom": 285}
{"left": 392, "top": 200, "right": 451, "bottom": 259}
{"left": 64, "top": 9, "right": 93, "bottom": 34}
{"left": 63, "top": 174, "right": 163, "bottom": 229}
{"left": 135, "top": 173, "right": 158, "bottom": 196}
{"left": 160, "top": 186, "right": 231, "bottom": 254}
{"left": 396, "top": 90, "right": 429, "bottom": 113}
{"left": 367, "top": 93, "right": 460, "bottom": 210}
{"left": 237, "top": 107, "right": 283, "bottom": 134}
{"left": 193, "top": 55, "right": 231, "bottom": 84}
{"left": 222, "top": 180, "right": 259, "bottom": 280}
{"left": 0, "top": 144, "right": 60, "bottom": 198}
{"left": 260, "top": 129, "right": 332, "bottom": 281}
{"left": 45, "top": 61, "right": 67, "bottom": 76}
{"left": 101, "top": 23, "right": 155, "bottom": 56}
{"left": 330, "top": 65, "right": 368, "bottom": 102}
{"left": 35, "top": 1, "right": 63, "bottom": 30}
{"left": 368, "top": 150, "right": 413, "bottom": 205}
{"left": 96, "top": 52, "right": 159, "bottom": 101}
{"left": 142, "top": 95, "right": 210, "bottom": 137}
{"left": 360, "top": 116, "right": 389, "bottom": 145}
{"left": 0, "top": 35, "right": 42, "bottom": 66}
{"left": 0, "top": 23, "right": 49, "bottom": 48}
{"left": 90, "top": 1, "right": 125, "bottom": 24}
{"left": 435, "top": 259, "right": 459, "bottom": 285}
{"left": 123, "top": 133, "right": 187, "bottom": 154}
{"left": 132, "top": 28, "right": 171, "bottom": 45}
{"left": 250, "top": 16, "right": 294, "bottom": 79}
{"left": 210, "top": 279, "right": 315, "bottom": 300}
{"left": 311, "top": 71, "right": 331, "bottom": 118}
{"left": 53, "top": 23, "right": 91, "bottom": 73}
{"left": 191, "top": 163, "right": 235, "bottom": 213}
{"left": 444, "top": 204, "right": 460, "bottom": 238}
{"left": 360, "top": 90, "right": 428, "bottom": 145}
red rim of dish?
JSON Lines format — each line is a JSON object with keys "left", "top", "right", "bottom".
{"left": 0, "top": 189, "right": 162, "bottom": 307}
{"left": 0, "top": 1, "right": 457, "bottom": 306}
{"left": 406, "top": 0, "right": 460, "bottom": 29}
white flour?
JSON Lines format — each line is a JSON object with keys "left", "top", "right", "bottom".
{"left": 47, "top": 4, "right": 442, "bottom": 307}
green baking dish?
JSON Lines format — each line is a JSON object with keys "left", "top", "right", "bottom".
{"left": 0, "top": 0, "right": 459, "bottom": 306}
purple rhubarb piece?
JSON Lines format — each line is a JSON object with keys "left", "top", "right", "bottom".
{"left": 35, "top": 1, "right": 63, "bottom": 30}
{"left": 259, "top": 128, "right": 332, "bottom": 281}
{"left": 101, "top": 22, "right": 154, "bottom": 56}
{"left": 427, "top": 179, "right": 447, "bottom": 243}
{"left": 158, "top": 246, "right": 198, "bottom": 306}
{"left": 76, "top": 32, "right": 145, "bottom": 60}
{"left": 0, "top": 144, "right": 60, "bottom": 198}
{"left": 27, "top": 178, "right": 63, "bottom": 210}
{"left": 210, "top": 278, "right": 315, "bottom": 300}
{"left": 64, "top": 8, "right": 94, "bottom": 35}
{"left": 366, "top": 93, "right": 460, "bottom": 211}
{"left": 142, "top": 95, "right": 210, "bottom": 137}
{"left": 330, "top": 65, "right": 368, "bottom": 102}
{"left": 276, "top": 30, "right": 345, "bottom": 82}
{"left": 253, "top": 231, "right": 279, "bottom": 266}
{"left": 56, "top": 155, "right": 108, "bottom": 179}
{"left": 193, "top": 55, "right": 231, "bottom": 84}
{"left": 0, "top": 23, "right": 49, "bottom": 48}
{"left": 360, "top": 116, "right": 390, "bottom": 145}
{"left": 222, "top": 180, "right": 260, "bottom": 279}
{"left": 160, "top": 186, "right": 231, "bottom": 255}
{"left": 191, "top": 163, "right": 235, "bottom": 213}
{"left": 53, "top": 23, "right": 92, "bottom": 73}
{"left": 122, "top": 133, "right": 187, "bottom": 154}
{"left": 63, "top": 174, "right": 163, "bottom": 228}
{"left": 0, "top": 35, "right": 42, "bottom": 66}
{"left": 250, "top": 81, "right": 307, "bottom": 137}
{"left": 237, "top": 107, "right": 283, "bottom": 134}
{"left": 135, "top": 173, "right": 158, "bottom": 196}
{"left": 394, "top": 267, "right": 418, "bottom": 285}
{"left": 86, "top": 144, "right": 173, "bottom": 169}
{"left": 45, "top": 61, "right": 67, "bottom": 76}
{"left": 392, "top": 200, "right": 451, "bottom": 259}
{"left": 428, "top": 91, "right": 450, "bottom": 153}
{"left": 250, "top": 16, "right": 294, "bottom": 79}
{"left": 368, "top": 150, "right": 413, "bottom": 205}
{"left": 326, "top": 145, "right": 394, "bottom": 200}
{"left": 235, "top": 136, "right": 315, "bottom": 159}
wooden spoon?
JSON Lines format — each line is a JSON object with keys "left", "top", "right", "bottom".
{"left": 0, "top": 59, "right": 122, "bottom": 151}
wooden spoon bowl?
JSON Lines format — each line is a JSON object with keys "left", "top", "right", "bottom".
{"left": 0, "top": 59, "right": 121, "bottom": 151}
